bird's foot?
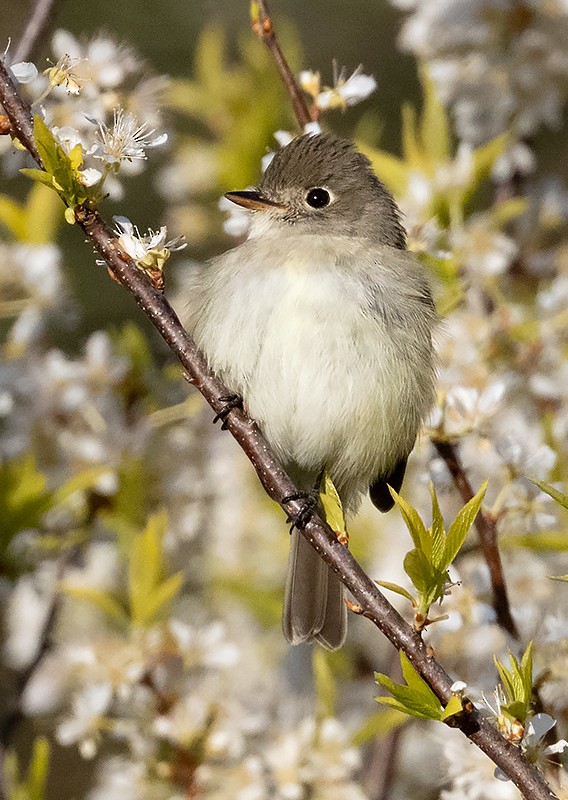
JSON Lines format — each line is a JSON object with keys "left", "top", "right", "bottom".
{"left": 212, "top": 394, "right": 243, "bottom": 430}
{"left": 282, "top": 490, "right": 319, "bottom": 532}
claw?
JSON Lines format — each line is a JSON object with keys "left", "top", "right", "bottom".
{"left": 212, "top": 394, "right": 243, "bottom": 430}
{"left": 283, "top": 490, "right": 318, "bottom": 532}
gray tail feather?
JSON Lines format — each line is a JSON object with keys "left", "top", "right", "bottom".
{"left": 282, "top": 530, "right": 347, "bottom": 650}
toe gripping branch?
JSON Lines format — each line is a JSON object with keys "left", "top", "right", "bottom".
{"left": 282, "top": 490, "right": 318, "bottom": 532}
{"left": 212, "top": 394, "right": 243, "bottom": 430}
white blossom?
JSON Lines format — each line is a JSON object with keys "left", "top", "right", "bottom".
{"left": 89, "top": 109, "right": 167, "bottom": 165}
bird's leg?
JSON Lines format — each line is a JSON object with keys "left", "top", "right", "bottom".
{"left": 282, "top": 468, "right": 325, "bottom": 532}
{"left": 212, "top": 393, "right": 243, "bottom": 430}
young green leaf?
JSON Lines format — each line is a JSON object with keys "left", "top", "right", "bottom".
{"left": 389, "top": 487, "right": 430, "bottom": 554}
{"left": 62, "top": 585, "right": 129, "bottom": 626}
{"left": 375, "top": 580, "right": 416, "bottom": 606}
{"left": 313, "top": 649, "right": 337, "bottom": 719}
{"left": 127, "top": 511, "right": 184, "bottom": 627}
{"left": 319, "top": 474, "right": 346, "bottom": 538}
{"left": 530, "top": 478, "right": 568, "bottom": 511}
{"left": 376, "top": 652, "right": 448, "bottom": 721}
{"left": 494, "top": 642, "right": 533, "bottom": 724}
{"left": 442, "top": 480, "right": 487, "bottom": 566}
{"left": 419, "top": 67, "right": 451, "bottom": 164}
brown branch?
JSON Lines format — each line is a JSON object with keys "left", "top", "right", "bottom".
{"left": 14, "top": 0, "right": 60, "bottom": 64}
{"left": 251, "top": 0, "right": 312, "bottom": 128}
{"left": 0, "top": 59, "right": 559, "bottom": 800}
{"left": 433, "top": 439, "right": 519, "bottom": 639}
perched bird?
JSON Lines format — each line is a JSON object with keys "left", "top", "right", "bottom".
{"left": 180, "top": 134, "right": 436, "bottom": 649}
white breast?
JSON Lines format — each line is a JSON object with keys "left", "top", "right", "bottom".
{"left": 183, "top": 235, "right": 428, "bottom": 508}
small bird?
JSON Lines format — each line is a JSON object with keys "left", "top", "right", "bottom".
{"left": 181, "top": 134, "right": 436, "bottom": 649}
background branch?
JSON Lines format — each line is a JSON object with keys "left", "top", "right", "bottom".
{"left": 14, "top": 0, "right": 60, "bottom": 64}
{"left": 0, "top": 57, "right": 559, "bottom": 800}
{"left": 251, "top": 0, "right": 312, "bottom": 128}
{"left": 433, "top": 439, "right": 519, "bottom": 639}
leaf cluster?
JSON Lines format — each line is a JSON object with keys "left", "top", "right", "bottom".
{"left": 20, "top": 116, "right": 91, "bottom": 224}
{"left": 376, "top": 651, "right": 463, "bottom": 722}
{"left": 494, "top": 642, "right": 534, "bottom": 725}
{"left": 378, "top": 482, "right": 487, "bottom": 630}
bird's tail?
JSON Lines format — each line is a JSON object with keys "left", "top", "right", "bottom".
{"left": 282, "top": 530, "right": 347, "bottom": 650}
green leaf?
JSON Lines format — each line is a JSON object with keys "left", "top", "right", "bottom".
{"left": 419, "top": 67, "right": 451, "bottom": 164}
{"left": 319, "top": 474, "right": 346, "bottom": 536}
{"left": 375, "top": 580, "right": 416, "bottom": 606}
{"left": 360, "top": 145, "right": 409, "bottom": 197}
{"left": 440, "top": 694, "right": 464, "bottom": 722}
{"left": 313, "top": 649, "right": 337, "bottom": 719}
{"left": 0, "top": 455, "right": 51, "bottom": 566}
{"left": 351, "top": 708, "right": 407, "bottom": 746}
{"left": 51, "top": 467, "right": 108, "bottom": 507}
{"left": 401, "top": 103, "right": 423, "bottom": 168}
{"left": 390, "top": 487, "right": 430, "bottom": 554}
{"left": 403, "top": 548, "right": 434, "bottom": 594}
{"left": 494, "top": 642, "right": 533, "bottom": 723}
{"left": 3, "top": 736, "right": 50, "bottom": 800}
{"left": 550, "top": 574, "right": 568, "bottom": 582}
{"left": 19, "top": 168, "right": 56, "bottom": 188}
{"left": 375, "top": 652, "right": 443, "bottom": 721}
{"left": 216, "top": 574, "right": 282, "bottom": 627}
{"left": 0, "top": 194, "right": 26, "bottom": 238}
{"left": 27, "top": 737, "right": 50, "bottom": 800}
{"left": 471, "top": 133, "right": 509, "bottom": 185}
{"left": 491, "top": 198, "right": 528, "bottom": 228}
{"left": 501, "top": 532, "right": 568, "bottom": 552}
{"left": 127, "top": 512, "right": 183, "bottom": 627}
{"left": 442, "top": 481, "right": 487, "bottom": 566}
{"left": 530, "top": 479, "right": 568, "bottom": 511}
{"left": 429, "top": 483, "right": 446, "bottom": 568}
{"left": 62, "top": 585, "right": 129, "bottom": 626}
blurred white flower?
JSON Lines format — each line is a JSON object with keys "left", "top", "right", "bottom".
{"left": 266, "top": 717, "right": 364, "bottom": 799}
{"left": 440, "top": 726, "right": 522, "bottom": 799}
{"left": 56, "top": 682, "right": 113, "bottom": 756}
{"left": 393, "top": 0, "right": 568, "bottom": 143}
{"left": 4, "top": 564, "right": 58, "bottom": 669}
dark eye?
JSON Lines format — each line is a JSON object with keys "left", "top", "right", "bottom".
{"left": 306, "top": 188, "right": 331, "bottom": 209}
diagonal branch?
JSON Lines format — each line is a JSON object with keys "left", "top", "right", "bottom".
{"left": 433, "top": 439, "right": 519, "bottom": 639}
{"left": 14, "top": 0, "right": 60, "bottom": 65}
{"left": 0, "top": 58, "right": 558, "bottom": 800}
{"left": 251, "top": 0, "right": 312, "bottom": 128}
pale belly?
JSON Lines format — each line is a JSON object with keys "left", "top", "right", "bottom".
{"left": 229, "top": 270, "right": 417, "bottom": 499}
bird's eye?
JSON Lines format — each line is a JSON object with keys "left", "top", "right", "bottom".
{"left": 306, "top": 188, "right": 331, "bottom": 209}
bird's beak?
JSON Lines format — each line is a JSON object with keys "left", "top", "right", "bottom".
{"left": 224, "top": 190, "right": 287, "bottom": 212}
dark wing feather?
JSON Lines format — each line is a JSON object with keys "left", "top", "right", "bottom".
{"left": 369, "top": 456, "right": 408, "bottom": 512}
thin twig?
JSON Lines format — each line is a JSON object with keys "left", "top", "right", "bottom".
{"left": 0, "top": 59, "right": 558, "bottom": 800}
{"left": 363, "top": 651, "right": 404, "bottom": 800}
{"left": 14, "top": 0, "right": 60, "bottom": 64}
{"left": 251, "top": 0, "right": 312, "bottom": 128}
{"left": 433, "top": 439, "right": 519, "bottom": 639}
